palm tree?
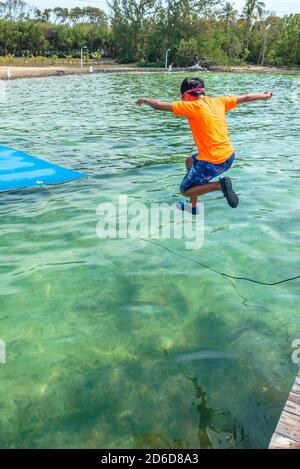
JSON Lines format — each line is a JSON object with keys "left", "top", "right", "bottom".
{"left": 244, "top": 0, "right": 266, "bottom": 49}
{"left": 243, "top": 0, "right": 266, "bottom": 50}
{"left": 220, "top": 2, "right": 238, "bottom": 58}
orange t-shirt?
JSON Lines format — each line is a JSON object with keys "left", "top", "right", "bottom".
{"left": 172, "top": 96, "right": 237, "bottom": 164}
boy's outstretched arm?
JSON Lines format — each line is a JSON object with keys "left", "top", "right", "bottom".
{"left": 236, "top": 91, "right": 273, "bottom": 104}
{"left": 136, "top": 98, "right": 173, "bottom": 112}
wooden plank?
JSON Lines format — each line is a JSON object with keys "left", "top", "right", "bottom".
{"left": 269, "top": 433, "right": 300, "bottom": 449}
{"left": 269, "top": 371, "right": 300, "bottom": 449}
{"left": 287, "top": 392, "right": 300, "bottom": 407}
{"left": 275, "top": 410, "right": 300, "bottom": 443}
{"left": 285, "top": 393, "right": 300, "bottom": 417}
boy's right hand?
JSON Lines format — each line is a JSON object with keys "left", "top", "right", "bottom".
{"left": 263, "top": 91, "right": 273, "bottom": 101}
{"left": 136, "top": 98, "right": 173, "bottom": 112}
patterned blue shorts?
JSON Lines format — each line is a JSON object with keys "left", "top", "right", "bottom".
{"left": 180, "top": 152, "right": 235, "bottom": 193}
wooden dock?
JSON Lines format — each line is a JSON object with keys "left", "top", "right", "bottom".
{"left": 269, "top": 371, "right": 300, "bottom": 449}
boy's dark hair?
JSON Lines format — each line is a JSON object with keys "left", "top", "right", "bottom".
{"left": 180, "top": 77, "right": 205, "bottom": 97}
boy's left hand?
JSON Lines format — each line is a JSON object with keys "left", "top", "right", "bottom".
{"left": 136, "top": 98, "right": 147, "bottom": 105}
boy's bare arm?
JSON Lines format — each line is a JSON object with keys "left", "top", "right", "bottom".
{"left": 237, "top": 91, "right": 273, "bottom": 104}
{"left": 136, "top": 98, "right": 173, "bottom": 112}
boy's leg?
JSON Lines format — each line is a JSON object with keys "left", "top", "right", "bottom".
{"left": 184, "top": 183, "right": 220, "bottom": 206}
{"left": 179, "top": 153, "right": 238, "bottom": 210}
{"left": 189, "top": 195, "right": 199, "bottom": 207}
{"left": 184, "top": 156, "right": 199, "bottom": 206}
{"left": 183, "top": 181, "right": 221, "bottom": 199}
{"left": 183, "top": 178, "right": 238, "bottom": 209}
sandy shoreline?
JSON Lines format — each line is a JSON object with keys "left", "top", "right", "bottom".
{"left": 1, "top": 64, "right": 300, "bottom": 80}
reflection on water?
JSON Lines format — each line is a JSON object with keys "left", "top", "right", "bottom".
{"left": 0, "top": 72, "right": 299, "bottom": 448}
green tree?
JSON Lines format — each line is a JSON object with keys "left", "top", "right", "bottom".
{"left": 175, "top": 37, "right": 199, "bottom": 66}
{"left": 70, "top": 7, "right": 83, "bottom": 24}
{"left": 109, "top": 0, "right": 156, "bottom": 62}
{"left": 0, "top": 0, "right": 31, "bottom": 20}
{"left": 34, "top": 8, "right": 52, "bottom": 22}
{"left": 92, "top": 50, "right": 102, "bottom": 63}
{"left": 243, "top": 0, "right": 265, "bottom": 52}
{"left": 219, "top": 2, "right": 238, "bottom": 57}
{"left": 83, "top": 7, "right": 108, "bottom": 25}
{"left": 276, "top": 14, "right": 300, "bottom": 65}
{"left": 0, "top": 0, "right": 299, "bottom": 68}
{"left": 53, "top": 7, "right": 69, "bottom": 24}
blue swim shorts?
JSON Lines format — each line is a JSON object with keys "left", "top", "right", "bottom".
{"left": 180, "top": 152, "right": 235, "bottom": 193}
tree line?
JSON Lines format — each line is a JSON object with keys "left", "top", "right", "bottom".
{"left": 0, "top": 0, "right": 299, "bottom": 66}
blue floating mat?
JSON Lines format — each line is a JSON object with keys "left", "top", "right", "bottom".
{"left": 0, "top": 145, "right": 86, "bottom": 192}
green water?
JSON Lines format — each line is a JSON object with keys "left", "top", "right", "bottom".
{"left": 0, "top": 72, "right": 299, "bottom": 449}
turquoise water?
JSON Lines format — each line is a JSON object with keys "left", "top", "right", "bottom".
{"left": 0, "top": 72, "right": 299, "bottom": 449}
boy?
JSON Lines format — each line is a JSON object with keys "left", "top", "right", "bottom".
{"left": 136, "top": 77, "right": 273, "bottom": 215}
